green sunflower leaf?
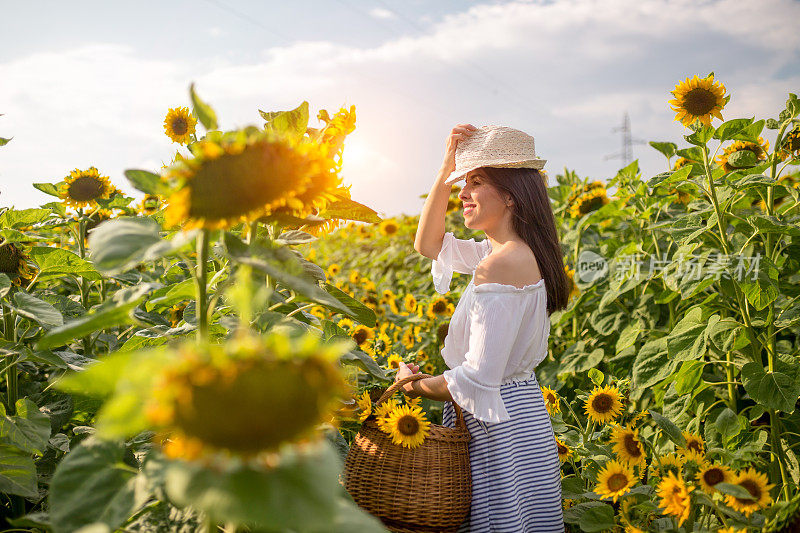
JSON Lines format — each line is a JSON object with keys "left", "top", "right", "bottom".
{"left": 713, "top": 118, "right": 754, "bottom": 142}
{"left": 189, "top": 83, "right": 218, "bottom": 131}
{"left": 741, "top": 363, "right": 799, "bottom": 413}
{"left": 28, "top": 247, "right": 102, "bottom": 281}
{"left": 124, "top": 169, "right": 173, "bottom": 197}
{"left": 33, "top": 182, "right": 61, "bottom": 198}
{"left": 729, "top": 173, "right": 777, "bottom": 190}
{"left": 261, "top": 101, "right": 309, "bottom": 142}
{"left": 684, "top": 125, "right": 715, "bottom": 146}
{"left": 12, "top": 292, "right": 64, "bottom": 328}
{"left": 733, "top": 119, "right": 765, "bottom": 143}
{"left": 0, "top": 208, "right": 52, "bottom": 228}
{"left": 649, "top": 141, "right": 677, "bottom": 159}
{"left": 0, "top": 137, "right": 12, "bottom": 146}
{"left": 648, "top": 410, "right": 687, "bottom": 448}
{"left": 0, "top": 443, "right": 38, "bottom": 498}
{"left": 727, "top": 150, "right": 758, "bottom": 169}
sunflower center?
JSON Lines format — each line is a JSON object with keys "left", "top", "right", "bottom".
{"left": 545, "top": 392, "right": 556, "bottom": 405}
{"left": 353, "top": 329, "right": 368, "bottom": 345}
{"left": 703, "top": 468, "right": 724, "bottom": 486}
{"left": 579, "top": 194, "right": 606, "bottom": 216}
{"left": 0, "top": 244, "right": 21, "bottom": 273}
{"left": 68, "top": 176, "right": 105, "bottom": 202}
{"left": 384, "top": 223, "right": 398, "bottom": 234}
{"left": 437, "top": 322, "right": 449, "bottom": 342}
{"left": 592, "top": 393, "right": 613, "bottom": 413}
{"left": 739, "top": 479, "right": 760, "bottom": 500}
{"left": 432, "top": 300, "right": 448, "bottom": 314}
{"left": 607, "top": 473, "right": 630, "bottom": 492}
{"left": 171, "top": 117, "right": 189, "bottom": 136}
{"left": 557, "top": 443, "right": 568, "bottom": 455}
{"left": 683, "top": 88, "right": 718, "bottom": 116}
{"left": 623, "top": 434, "right": 642, "bottom": 458}
{"left": 389, "top": 359, "right": 400, "bottom": 369}
{"left": 687, "top": 440, "right": 703, "bottom": 453}
{"left": 397, "top": 414, "right": 420, "bottom": 436}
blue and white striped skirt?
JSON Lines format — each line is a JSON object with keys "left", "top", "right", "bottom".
{"left": 442, "top": 375, "right": 564, "bottom": 532}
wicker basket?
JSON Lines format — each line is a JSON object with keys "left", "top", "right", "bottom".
{"left": 342, "top": 374, "right": 472, "bottom": 533}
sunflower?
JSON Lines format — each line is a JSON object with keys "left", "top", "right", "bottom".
{"left": 386, "top": 353, "right": 404, "bottom": 370}
{"left": 146, "top": 332, "right": 349, "bottom": 457}
{"left": 652, "top": 453, "right": 686, "bottom": 478}
{"left": 564, "top": 265, "right": 579, "bottom": 300}
{"left": 337, "top": 317, "right": 354, "bottom": 332}
{"left": 0, "top": 240, "right": 35, "bottom": 286}
{"left": 382, "top": 404, "right": 431, "bottom": 449}
{"left": 351, "top": 324, "right": 375, "bottom": 347}
{"left": 317, "top": 105, "right": 356, "bottom": 161}
{"left": 168, "top": 302, "right": 187, "bottom": 327}
{"left": 673, "top": 157, "right": 692, "bottom": 170}
{"left": 669, "top": 74, "right": 728, "bottom": 127}
{"left": 668, "top": 187, "right": 693, "bottom": 205}
{"left": 610, "top": 424, "right": 646, "bottom": 466}
{"left": 163, "top": 107, "right": 197, "bottom": 144}
{"left": 58, "top": 167, "right": 115, "bottom": 209}
{"left": 677, "top": 431, "right": 705, "bottom": 464}
{"left": 403, "top": 394, "right": 421, "bottom": 408}
{"left": 541, "top": 386, "right": 560, "bottom": 415}
{"left": 446, "top": 196, "right": 462, "bottom": 214}
{"left": 427, "top": 297, "right": 454, "bottom": 318}
{"left": 379, "top": 219, "right": 399, "bottom": 237}
{"left": 423, "top": 362, "right": 435, "bottom": 374}
{"left": 139, "top": 194, "right": 163, "bottom": 215}
{"left": 348, "top": 270, "right": 361, "bottom": 285}
{"left": 778, "top": 124, "right": 800, "bottom": 160}
{"left": 555, "top": 436, "right": 572, "bottom": 462}
{"left": 594, "top": 459, "right": 637, "bottom": 503}
{"left": 401, "top": 328, "right": 417, "bottom": 350}
{"left": 716, "top": 137, "right": 769, "bottom": 173}
{"left": 308, "top": 306, "right": 327, "bottom": 321}
{"left": 327, "top": 263, "right": 340, "bottom": 277}
{"left": 584, "top": 385, "right": 624, "bottom": 424}
{"left": 696, "top": 461, "right": 734, "bottom": 494}
{"left": 656, "top": 471, "right": 694, "bottom": 527}
{"left": 388, "top": 298, "right": 401, "bottom": 315}
{"left": 723, "top": 467, "right": 774, "bottom": 517}
{"left": 403, "top": 293, "right": 417, "bottom": 313}
{"left": 356, "top": 390, "right": 372, "bottom": 422}
{"left": 568, "top": 187, "right": 610, "bottom": 219}
{"left": 374, "top": 398, "right": 398, "bottom": 421}
{"left": 415, "top": 352, "right": 429, "bottom": 363}
{"left": 303, "top": 216, "right": 344, "bottom": 237}
{"left": 163, "top": 129, "right": 341, "bottom": 230}
{"left": 361, "top": 278, "right": 376, "bottom": 292}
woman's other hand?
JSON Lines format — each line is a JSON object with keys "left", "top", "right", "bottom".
{"left": 439, "top": 124, "right": 479, "bottom": 177}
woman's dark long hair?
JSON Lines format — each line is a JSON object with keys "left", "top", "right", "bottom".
{"left": 478, "top": 166, "right": 569, "bottom": 315}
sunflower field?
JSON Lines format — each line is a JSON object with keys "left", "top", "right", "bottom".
{"left": 0, "top": 75, "right": 798, "bottom": 532}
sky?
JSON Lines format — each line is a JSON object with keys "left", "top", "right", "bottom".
{"left": 1, "top": 0, "right": 799, "bottom": 219}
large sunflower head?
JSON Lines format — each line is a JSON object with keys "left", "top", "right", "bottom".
{"left": 427, "top": 296, "right": 453, "bottom": 318}
{"left": 381, "top": 404, "right": 431, "bottom": 449}
{"left": 163, "top": 129, "right": 340, "bottom": 230}
{"left": 146, "top": 332, "right": 349, "bottom": 458}
{"left": 716, "top": 137, "right": 769, "bottom": 173}
{"left": 669, "top": 74, "right": 728, "bottom": 127}
{"left": 656, "top": 471, "right": 694, "bottom": 527}
{"left": 386, "top": 353, "right": 403, "bottom": 370}
{"left": 584, "top": 385, "right": 624, "bottom": 424}
{"left": 594, "top": 459, "right": 637, "bottom": 503}
{"left": 611, "top": 424, "right": 646, "bottom": 466}
{"left": 695, "top": 461, "right": 734, "bottom": 494}
{"left": 163, "top": 107, "right": 198, "bottom": 144}
{"left": 541, "top": 386, "right": 560, "bottom": 415}
{"left": 723, "top": 467, "right": 774, "bottom": 517}
{"left": 568, "top": 187, "right": 610, "bottom": 219}
{"left": 0, "top": 240, "right": 36, "bottom": 287}
{"left": 58, "top": 167, "right": 115, "bottom": 209}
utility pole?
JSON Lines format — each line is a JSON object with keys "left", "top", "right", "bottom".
{"left": 604, "top": 112, "right": 646, "bottom": 166}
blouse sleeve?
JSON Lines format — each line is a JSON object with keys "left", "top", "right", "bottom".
{"left": 431, "top": 232, "right": 490, "bottom": 294}
{"left": 441, "top": 291, "right": 524, "bottom": 423}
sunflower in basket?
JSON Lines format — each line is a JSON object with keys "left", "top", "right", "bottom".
{"left": 380, "top": 404, "right": 431, "bottom": 449}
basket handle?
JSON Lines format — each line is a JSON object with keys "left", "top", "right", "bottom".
{"left": 376, "top": 373, "right": 468, "bottom": 431}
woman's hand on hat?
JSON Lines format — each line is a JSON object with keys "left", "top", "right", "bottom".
{"left": 440, "top": 124, "right": 478, "bottom": 178}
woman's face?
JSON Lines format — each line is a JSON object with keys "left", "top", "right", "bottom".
{"left": 457, "top": 170, "right": 512, "bottom": 231}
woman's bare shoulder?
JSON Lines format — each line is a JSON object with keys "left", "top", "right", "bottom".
{"left": 474, "top": 242, "right": 542, "bottom": 288}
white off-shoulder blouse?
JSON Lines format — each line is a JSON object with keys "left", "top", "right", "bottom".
{"left": 431, "top": 231, "right": 550, "bottom": 424}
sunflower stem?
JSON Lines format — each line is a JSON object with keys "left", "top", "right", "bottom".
{"left": 2, "top": 304, "right": 18, "bottom": 414}
{"left": 769, "top": 408, "right": 792, "bottom": 502}
{"left": 196, "top": 229, "right": 210, "bottom": 342}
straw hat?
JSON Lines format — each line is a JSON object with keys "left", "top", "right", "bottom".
{"left": 444, "top": 125, "right": 546, "bottom": 186}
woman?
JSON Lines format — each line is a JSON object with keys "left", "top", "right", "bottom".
{"left": 396, "top": 124, "right": 570, "bottom": 532}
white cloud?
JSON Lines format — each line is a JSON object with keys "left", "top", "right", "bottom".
{"left": 2, "top": 0, "right": 798, "bottom": 216}
{"left": 369, "top": 7, "right": 397, "bottom": 20}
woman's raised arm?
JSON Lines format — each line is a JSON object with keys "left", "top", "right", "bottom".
{"left": 414, "top": 124, "right": 477, "bottom": 259}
